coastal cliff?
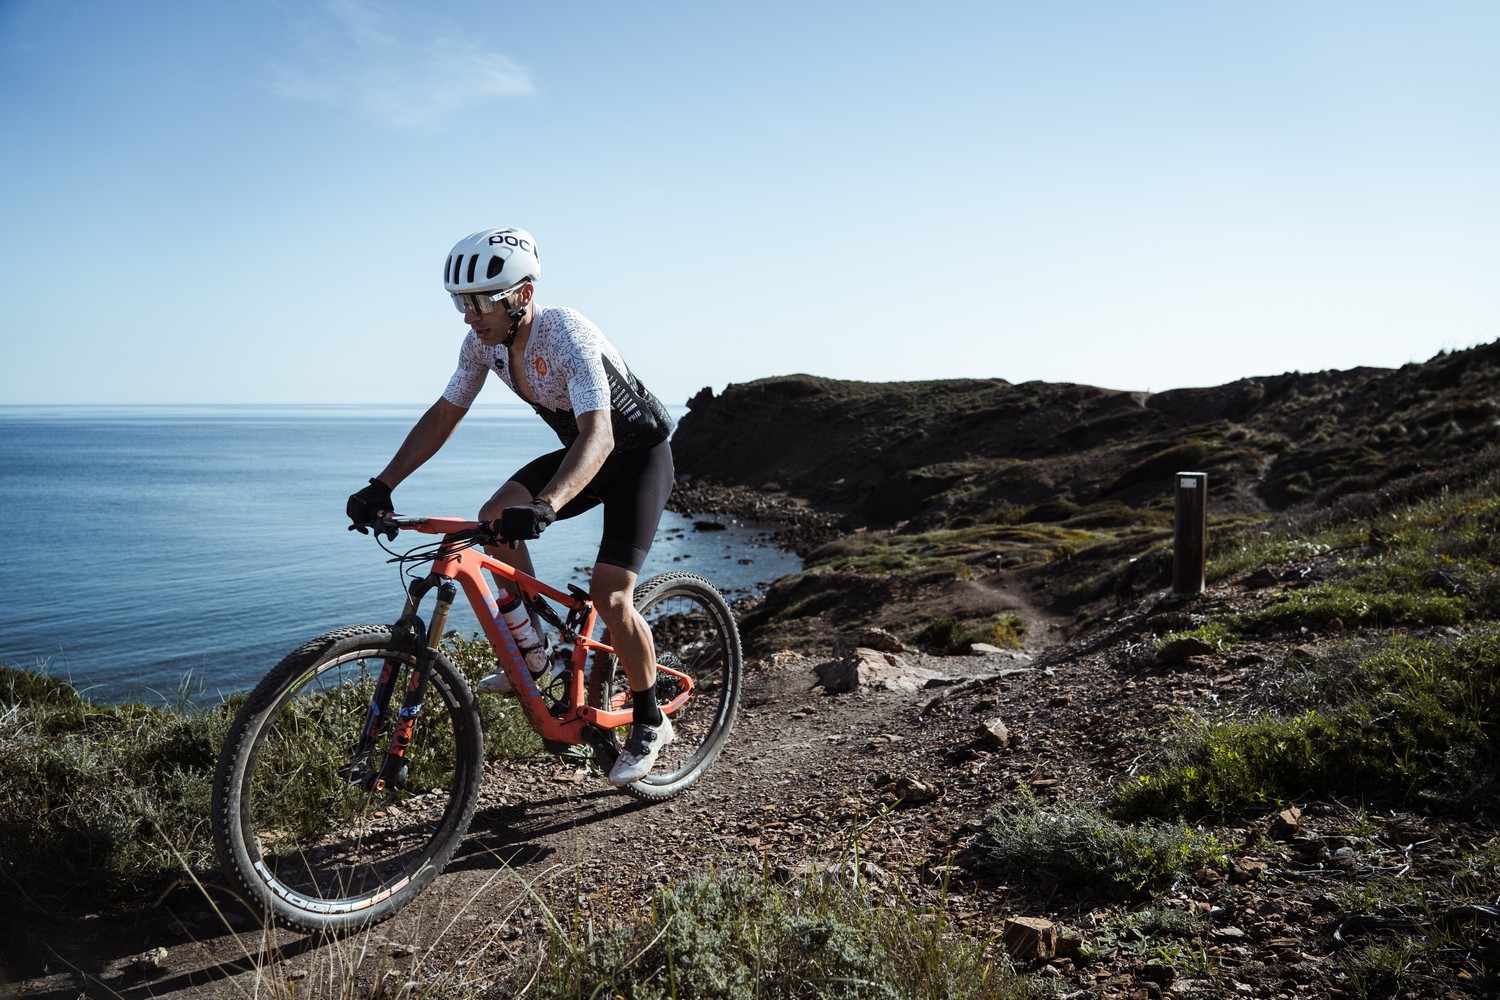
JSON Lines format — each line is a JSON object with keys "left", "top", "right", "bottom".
{"left": 669, "top": 341, "right": 1500, "bottom": 652}
{"left": 673, "top": 341, "right": 1500, "bottom": 532}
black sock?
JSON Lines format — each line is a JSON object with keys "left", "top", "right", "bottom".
{"left": 632, "top": 685, "right": 663, "bottom": 727}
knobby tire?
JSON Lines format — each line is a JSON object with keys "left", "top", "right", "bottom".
{"left": 589, "top": 571, "right": 744, "bottom": 801}
{"left": 213, "top": 572, "right": 739, "bottom": 929}
{"left": 211, "top": 625, "right": 484, "bottom": 934}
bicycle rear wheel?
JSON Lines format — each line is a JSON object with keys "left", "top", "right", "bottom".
{"left": 211, "top": 625, "right": 483, "bottom": 934}
{"left": 590, "top": 572, "right": 743, "bottom": 801}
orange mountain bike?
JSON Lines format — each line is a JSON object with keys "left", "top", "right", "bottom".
{"left": 211, "top": 512, "right": 743, "bottom": 933}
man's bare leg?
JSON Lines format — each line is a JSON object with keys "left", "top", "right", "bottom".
{"left": 591, "top": 562, "right": 656, "bottom": 694}
{"left": 595, "top": 561, "right": 673, "bottom": 784}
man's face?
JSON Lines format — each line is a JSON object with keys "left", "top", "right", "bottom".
{"left": 465, "top": 302, "right": 509, "bottom": 345}
{"left": 462, "top": 284, "right": 531, "bottom": 345}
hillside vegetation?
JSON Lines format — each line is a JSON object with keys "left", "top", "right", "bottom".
{"left": 672, "top": 343, "right": 1500, "bottom": 816}
{"left": 663, "top": 342, "right": 1500, "bottom": 997}
{"left": 675, "top": 341, "right": 1499, "bottom": 526}
{"left": 673, "top": 341, "right": 1500, "bottom": 652}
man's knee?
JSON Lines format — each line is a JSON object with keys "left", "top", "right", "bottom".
{"left": 478, "top": 481, "right": 532, "bottom": 522}
{"left": 591, "top": 566, "right": 637, "bottom": 620}
{"left": 591, "top": 582, "right": 631, "bottom": 617}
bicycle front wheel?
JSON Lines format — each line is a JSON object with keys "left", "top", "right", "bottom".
{"left": 591, "top": 572, "right": 743, "bottom": 801}
{"left": 211, "top": 625, "right": 484, "bottom": 934}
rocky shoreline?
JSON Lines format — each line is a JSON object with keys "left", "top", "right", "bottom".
{"left": 669, "top": 478, "right": 843, "bottom": 557}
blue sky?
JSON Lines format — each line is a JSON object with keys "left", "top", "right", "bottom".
{"left": 2, "top": 1, "right": 1496, "bottom": 406}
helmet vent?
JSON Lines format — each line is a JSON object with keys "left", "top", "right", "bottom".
{"left": 486, "top": 256, "right": 505, "bottom": 280}
{"left": 465, "top": 255, "right": 478, "bottom": 284}
{"left": 447, "top": 255, "right": 461, "bottom": 285}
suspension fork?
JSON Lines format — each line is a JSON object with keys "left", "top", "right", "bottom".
{"left": 348, "top": 573, "right": 456, "bottom": 793}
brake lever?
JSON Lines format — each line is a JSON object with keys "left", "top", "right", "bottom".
{"left": 472, "top": 520, "right": 515, "bottom": 549}
{"left": 360, "top": 510, "right": 398, "bottom": 542}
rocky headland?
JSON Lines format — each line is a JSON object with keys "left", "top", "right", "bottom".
{"left": 669, "top": 341, "right": 1500, "bottom": 653}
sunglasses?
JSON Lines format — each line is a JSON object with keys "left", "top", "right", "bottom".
{"left": 451, "top": 289, "right": 511, "bottom": 315}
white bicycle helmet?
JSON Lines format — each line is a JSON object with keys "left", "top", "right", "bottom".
{"left": 444, "top": 228, "right": 541, "bottom": 294}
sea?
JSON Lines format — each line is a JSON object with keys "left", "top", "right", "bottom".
{"left": 0, "top": 405, "right": 801, "bottom": 708}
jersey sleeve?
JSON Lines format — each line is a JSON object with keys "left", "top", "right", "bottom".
{"left": 441, "top": 332, "right": 489, "bottom": 408}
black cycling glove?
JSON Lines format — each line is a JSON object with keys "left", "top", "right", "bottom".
{"left": 346, "top": 478, "right": 394, "bottom": 534}
{"left": 492, "top": 498, "right": 556, "bottom": 545}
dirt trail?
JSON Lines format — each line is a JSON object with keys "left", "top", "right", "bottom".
{"left": 17, "top": 570, "right": 1497, "bottom": 998}
{"left": 12, "top": 604, "right": 1058, "bottom": 999}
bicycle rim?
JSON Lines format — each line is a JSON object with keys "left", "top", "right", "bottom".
{"left": 597, "top": 573, "right": 742, "bottom": 799}
{"left": 216, "top": 628, "right": 481, "bottom": 931}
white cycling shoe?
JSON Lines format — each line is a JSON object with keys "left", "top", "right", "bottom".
{"left": 608, "top": 715, "right": 674, "bottom": 785}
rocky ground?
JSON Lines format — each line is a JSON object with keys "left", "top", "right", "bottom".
{"left": 12, "top": 546, "right": 1497, "bottom": 999}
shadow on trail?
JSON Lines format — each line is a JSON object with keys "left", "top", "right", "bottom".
{"left": 448, "top": 787, "right": 658, "bottom": 873}
{"left": 99, "top": 931, "right": 323, "bottom": 1000}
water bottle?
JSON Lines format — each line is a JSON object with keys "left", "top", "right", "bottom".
{"left": 495, "top": 590, "right": 549, "bottom": 676}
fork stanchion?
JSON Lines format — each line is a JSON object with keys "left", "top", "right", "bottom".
{"left": 1173, "top": 472, "right": 1208, "bottom": 596}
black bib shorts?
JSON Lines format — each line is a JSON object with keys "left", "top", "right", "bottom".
{"left": 508, "top": 439, "right": 674, "bottom": 575}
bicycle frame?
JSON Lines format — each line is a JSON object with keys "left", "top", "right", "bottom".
{"left": 357, "top": 515, "right": 695, "bottom": 791}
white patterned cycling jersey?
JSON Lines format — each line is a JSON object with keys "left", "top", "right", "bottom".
{"left": 442, "top": 305, "right": 674, "bottom": 451}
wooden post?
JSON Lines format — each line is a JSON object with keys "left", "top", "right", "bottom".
{"left": 1173, "top": 472, "right": 1208, "bottom": 595}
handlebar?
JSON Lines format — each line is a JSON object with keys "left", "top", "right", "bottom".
{"left": 360, "top": 512, "right": 516, "bottom": 547}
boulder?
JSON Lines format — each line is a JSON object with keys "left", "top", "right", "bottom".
{"left": 890, "top": 775, "right": 942, "bottom": 804}
{"left": 1155, "top": 636, "right": 1216, "bottom": 665}
{"left": 1001, "top": 916, "right": 1057, "bottom": 961}
{"left": 1270, "top": 805, "right": 1302, "bottom": 841}
{"left": 976, "top": 717, "right": 1011, "bottom": 748}
{"left": 814, "top": 648, "right": 946, "bottom": 693}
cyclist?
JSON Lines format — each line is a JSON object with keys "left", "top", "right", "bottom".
{"left": 346, "top": 227, "right": 677, "bottom": 785}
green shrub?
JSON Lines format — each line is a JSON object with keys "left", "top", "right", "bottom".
{"left": 0, "top": 672, "right": 235, "bottom": 905}
{"left": 965, "top": 791, "right": 1229, "bottom": 899}
{"left": 526, "top": 869, "right": 1049, "bottom": 1000}
{"left": 0, "top": 630, "right": 544, "bottom": 913}
{"left": 1080, "top": 907, "right": 1212, "bottom": 971}
{"left": 1116, "top": 628, "right": 1500, "bottom": 819}
{"left": 1248, "top": 583, "right": 1466, "bottom": 631}
{"left": 1156, "top": 620, "right": 1235, "bottom": 655}
{"left": 913, "top": 615, "right": 1026, "bottom": 655}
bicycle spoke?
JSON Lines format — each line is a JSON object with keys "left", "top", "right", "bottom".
{"left": 214, "top": 627, "right": 483, "bottom": 932}
{"left": 593, "top": 572, "right": 742, "bottom": 800}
